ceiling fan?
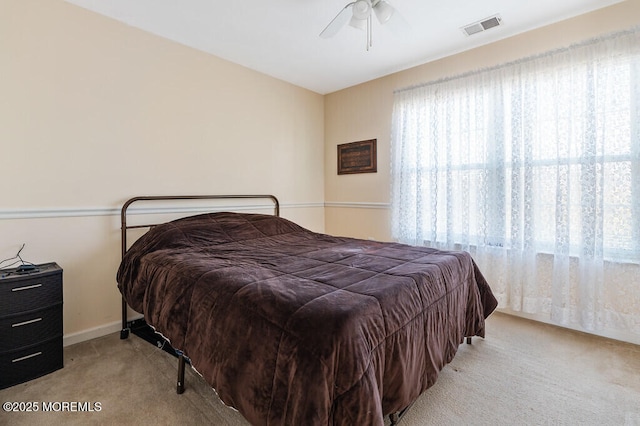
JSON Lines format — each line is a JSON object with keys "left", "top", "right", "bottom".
{"left": 320, "top": 0, "right": 397, "bottom": 50}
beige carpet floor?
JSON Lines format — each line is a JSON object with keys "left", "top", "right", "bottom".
{"left": 1, "top": 312, "right": 639, "bottom": 425}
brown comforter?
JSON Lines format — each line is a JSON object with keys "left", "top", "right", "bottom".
{"left": 117, "top": 212, "right": 497, "bottom": 425}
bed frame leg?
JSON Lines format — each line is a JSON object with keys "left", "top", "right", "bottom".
{"left": 120, "top": 297, "right": 129, "bottom": 339}
{"left": 389, "top": 401, "right": 414, "bottom": 425}
{"left": 177, "top": 354, "right": 186, "bottom": 394}
{"left": 466, "top": 336, "right": 472, "bottom": 344}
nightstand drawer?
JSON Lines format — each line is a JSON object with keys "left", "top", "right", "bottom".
{"left": 0, "top": 304, "right": 63, "bottom": 352}
{"left": 0, "top": 264, "right": 62, "bottom": 315}
{"left": 0, "top": 337, "right": 63, "bottom": 389}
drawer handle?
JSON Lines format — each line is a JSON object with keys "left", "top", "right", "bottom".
{"left": 12, "top": 317, "right": 43, "bottom": 327}
{"left": 12, "top": 352, "right": 42, "bottom": 363}
{"left": 11, "top": 284, "right": 42, "bottom": 292}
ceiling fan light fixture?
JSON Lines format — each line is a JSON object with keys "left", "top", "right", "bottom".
{"left": 352, "top": 0, "right": 372, "bottom": 20}
{"left": 373, "top": 1, "right": 394, "bottom": 24}
{"left": 349, "top": 15, "right": 368, "bottom": 31}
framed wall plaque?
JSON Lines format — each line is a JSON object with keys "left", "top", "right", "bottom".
{"left": 337, "top": 139, "right": 377, "bottom": 175}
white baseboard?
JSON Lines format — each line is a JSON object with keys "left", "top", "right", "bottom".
{"left": 498, "top": 308, "right": 640, "bottom": 346}
{"left": 63, "top": 320, "right": 122, "bottom": 347}
{"left": 62, "top": 313, "right": 146, "bottom": 347}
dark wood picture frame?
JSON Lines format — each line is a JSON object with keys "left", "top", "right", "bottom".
{"left": 337, "top": 139, "right": 377, "bottom": 175}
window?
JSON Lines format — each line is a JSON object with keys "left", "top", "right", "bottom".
{"left": 391, "top": 29, "right": 640, "bottom": 338}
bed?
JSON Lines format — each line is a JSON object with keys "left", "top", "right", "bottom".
{"left": 116, "top": 195, "right": 497, "bottom": 426}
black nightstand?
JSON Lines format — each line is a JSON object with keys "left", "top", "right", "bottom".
{"left": 0, "top": 263, "right": 63, "bottom": 389}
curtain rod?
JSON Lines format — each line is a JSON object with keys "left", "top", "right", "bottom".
{"left": 394, "top": 25, "right": 640, "bottom": 95}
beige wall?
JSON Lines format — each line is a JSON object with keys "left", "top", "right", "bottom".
{"left": 324, "top": 0, "right": 640, "bottom": 242}
{"left": 1, "top": 0, "right": 325, "bottom": 343}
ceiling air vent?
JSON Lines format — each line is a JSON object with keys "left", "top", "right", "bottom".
{"left": 461, "top": 14, "right": 502, "bottom": 37}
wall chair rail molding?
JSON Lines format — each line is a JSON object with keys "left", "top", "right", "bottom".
{"left": 0, "top": 202, "right": 325, "bottom": 221}
{"left": 0, "top": 207, "right": 119, "bottom": 220}
{"left": 325, "top": 201, "right": 390, "bottom": 209}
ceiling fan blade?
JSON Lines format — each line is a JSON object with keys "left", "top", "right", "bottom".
{"left": 319, "top": 3, "right": 355, "bottom": 39}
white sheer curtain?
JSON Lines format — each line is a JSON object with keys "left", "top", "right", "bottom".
{"left": 391, "top": 28, "right": 640, "bottom": 340}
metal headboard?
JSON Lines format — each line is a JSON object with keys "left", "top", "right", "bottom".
{"left": 119, "top": 194, "right": 280, "bottom": 339}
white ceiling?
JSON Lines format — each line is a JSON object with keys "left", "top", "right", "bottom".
{"left": 64, "top": 0, "right": 624, "bottom": 94}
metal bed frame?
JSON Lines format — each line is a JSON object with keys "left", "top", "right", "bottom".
{"left": 119, "top": 194, "right": 279, "bottom": 340}
{"left": 117, "top": 194, "right": 452, "bottom": 425}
